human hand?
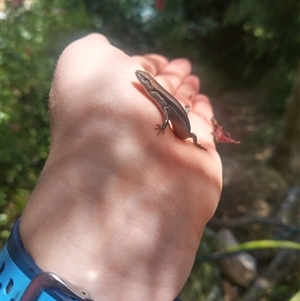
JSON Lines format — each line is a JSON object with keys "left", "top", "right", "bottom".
{"left": 20, "top": 33, "right": 222, "bottom": 300}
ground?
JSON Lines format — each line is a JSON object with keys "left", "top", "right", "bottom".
{"left": 209, "top": 89, "right": 289, "bottom": 239}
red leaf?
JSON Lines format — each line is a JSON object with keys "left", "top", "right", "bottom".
{"left": 211, "top": 117, "right": 241, "bottom": 144}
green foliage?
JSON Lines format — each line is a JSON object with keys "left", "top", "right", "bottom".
{"left": 179, "top": 229, "right": 223, "bottom": 301}
{"left": 182, "top": 0, "right": 299, "bottom": 114}
{"left": 225, "top": 0, "right": 299, "bottom": 64}
{"left": 1, "top": 0, "right": 91, "bottom": 236}
{"left": 213, "top": 239, "right": 300, "bottom": 256}
{"left": 290, "top": 291, "right": 300, "bottom": 301}
{"left": 84, "top": 0, "right": 299, "bottom": 114}
{"left": 224, "top": 0, "right": 300, "bottom": 114}
{"left": 84, "top": 0, "right": 192, "bottom": 56}
{"left": 184, "top": 0, "right": 299, "bottom": 79}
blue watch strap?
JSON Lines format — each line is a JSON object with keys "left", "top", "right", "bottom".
{"left": 1, "top": 218, "right": 183, "bottom": 301}
{"left": 0, "top": 218, "right": 81, "bottom": 301}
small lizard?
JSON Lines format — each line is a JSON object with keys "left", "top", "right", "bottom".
{"left": 135, "top": 70, "right": 206, "bottom": 150}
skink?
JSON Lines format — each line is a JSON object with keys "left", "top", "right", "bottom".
{"left": 135, "top": 70, "right": 206, "bottom": 150}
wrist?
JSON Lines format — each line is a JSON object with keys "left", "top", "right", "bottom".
{"left": 18, "top": 209, "right": 191, "bottom": 301}
{"left": 19, "top": 171, "right": 196, "bottom": 301}
{"left": 2, "top": 218, "right": 185, "bottom": 301}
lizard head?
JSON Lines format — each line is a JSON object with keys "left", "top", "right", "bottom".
{"left": 135, "top": 70, "right": 156, "bottom": 91}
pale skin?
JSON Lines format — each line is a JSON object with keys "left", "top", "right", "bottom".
{"left": 19, "top": 33, "right": 222, "bottom": 300}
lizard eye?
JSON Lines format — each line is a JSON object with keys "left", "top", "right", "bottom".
{"left": 142, "top": 77, "right": 151, "bottom": 84}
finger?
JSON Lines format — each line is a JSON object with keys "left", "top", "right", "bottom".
{"left": 162, "top": 58, "right": 192, "bottom": 76}
{"left": 174, "top": 75, "right": 201, "bottom": 107}
{"left": 191, "top": 94, "right": 214, "bottom": 127}
{"left": 188, "top": 110, "right": 215, "bottom": 149}
{"left": 186, "top": 94, "right": 215, "bottom": 147}
{"left": 156, "top": 58, "right": 192, "bottom": 93}
{"left": 131, "top": 54, "right": 169, "bottom": 74}
{"left": 132, "top": 56, "right": 193, "bottom": 94}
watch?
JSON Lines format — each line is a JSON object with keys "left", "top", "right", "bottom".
{"left": 0, "top": 218, "right": 92, "bottom": 301}
{"left": 0, "top": 218, "right": 183, "bottom": 301}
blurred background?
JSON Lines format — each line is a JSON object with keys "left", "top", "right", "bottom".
{"left": 1, "top": 0, "right": 299, "bottom": 300}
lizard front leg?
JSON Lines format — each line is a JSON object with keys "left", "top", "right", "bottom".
{"left": 155, "top": 106, "right": 169, "bottom": 135}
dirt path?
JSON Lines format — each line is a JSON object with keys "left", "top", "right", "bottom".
{"left": 208, "top": 90, "right": 288, "bottom": 240}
